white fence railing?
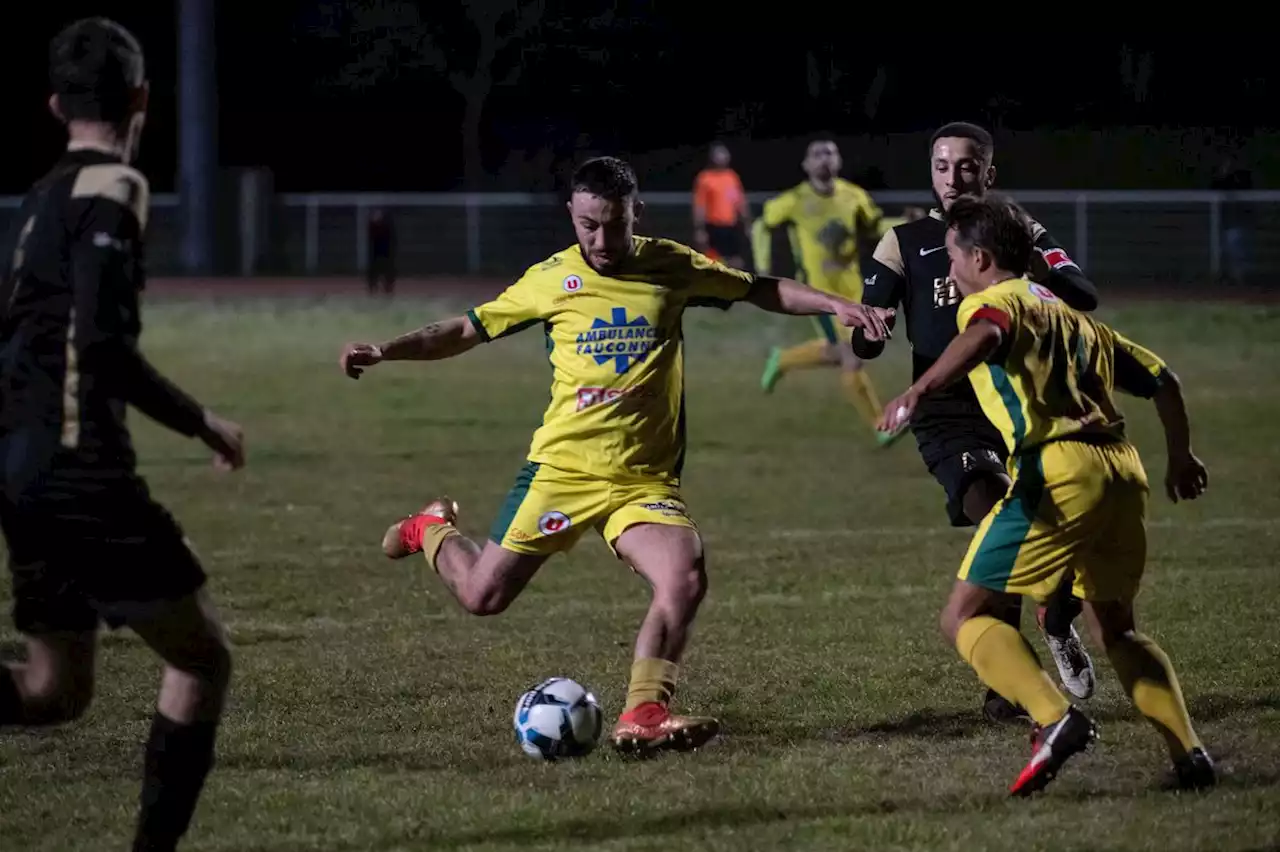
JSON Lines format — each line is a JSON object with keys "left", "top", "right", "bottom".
{"left": 1, "top": 190, "right": 1274, "bottom": 286}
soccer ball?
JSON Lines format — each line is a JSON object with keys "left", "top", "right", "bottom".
{"left": 513, "top": 677, "right": 603, "bottom": 760}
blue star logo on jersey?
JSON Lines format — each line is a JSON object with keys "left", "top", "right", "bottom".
{"left": 574, "top": 307, "right": 661, "bottom": 374}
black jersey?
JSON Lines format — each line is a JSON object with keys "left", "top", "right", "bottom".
{"left": 0, "top": 146, "right": 206, "bottom": 500}
{"left": 852, "top": 208, "right": 1098, "bottom": 462}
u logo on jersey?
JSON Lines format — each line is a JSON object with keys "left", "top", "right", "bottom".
{"left": 932, "top": 277, "right": 960, "bottom": 308}
{"left": 575, "top": 307, "right": 661, "bottom": 374}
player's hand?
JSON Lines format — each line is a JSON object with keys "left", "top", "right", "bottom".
{"left": 878, "top": 388, "right": 919, "bottom": 433}
{"left": 1165, "top": 452, "right": 1208, "bottom": 503}
{"left": 832, "top": 303, "right": 894, "bottom": 342}
{"left": 341, "top": 342, "right": 384, "bottom": 379}
{"left": 199, "top": 411, "right": 245, "bottom": 472}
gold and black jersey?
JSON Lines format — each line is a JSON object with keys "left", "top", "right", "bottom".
{"left": 0, "top": 147, "right": 205, "bottom": 497}
{"left": 854, "top": 208, "right": 1100, "bottom": 461}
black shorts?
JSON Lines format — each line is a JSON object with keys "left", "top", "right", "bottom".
{"left": 2, "top": 479, "right": 206, "bottom": 634}
{"left": 916, "top": 427, "right": 1009, "bottom": 527}
{"left": 705, "top": 224, "right": 743, "bottom": 259}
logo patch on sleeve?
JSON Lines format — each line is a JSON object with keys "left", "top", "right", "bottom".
{"left": 1040, "top": 248, "right": 1078, "bottom": 270}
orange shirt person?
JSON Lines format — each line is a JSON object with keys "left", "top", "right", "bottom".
{"left": 692, "top": 142, "right": 750, "bottom": 267}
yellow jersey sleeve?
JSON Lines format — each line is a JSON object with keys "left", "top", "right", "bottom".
{"left": 1111, "top": 328, "right": 1170, "bottom": 398}
{"left": 466, "top": 269, "right": 548, "bottom": 342}
{"left": 957, "top": 286, "right": 1019, "bottom": 343}
{"left": 681, "top": 245, "right": 756, "bottom": 308}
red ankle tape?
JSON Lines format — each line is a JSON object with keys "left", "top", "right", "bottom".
{"left": 400, "top": 514, "right": 447, "bottom": 553}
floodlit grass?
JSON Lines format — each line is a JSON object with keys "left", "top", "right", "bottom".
{"left": 2, "top": 296, "right": 1278, "bottom": 851}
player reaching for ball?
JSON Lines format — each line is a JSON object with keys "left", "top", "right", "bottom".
{"left": 340, "top": 156, "right": 893, "bottom": 756}
{"left": 854, "top": 122, "right": 1100, "bottom": 724}
{"left": 879, "top": 193, "right": 1215, "bottom": 795}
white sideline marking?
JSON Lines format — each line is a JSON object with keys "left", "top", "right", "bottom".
{"left": 706, "top": 516, "right": 1274, "bottom": 542}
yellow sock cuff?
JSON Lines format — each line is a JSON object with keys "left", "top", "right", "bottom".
{"left": 421, "top": 523, "right": 461, "bottom": 571}
{"left": 842, "top": 369, "right": 884, "bottom": 424}
{"left": 625, "top": 657, "right": 680, "bottom": 712}
{"left": 955, "top": 615, "right": 1002, "bottom": 665}
{"left": 957, "top": 614, "right": 1071, "bottom": 727}
{"left": 778, "top": 339, "right": 830, "bottom": 371}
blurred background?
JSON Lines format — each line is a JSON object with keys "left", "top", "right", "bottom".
{"left": 2, "top": 4, "right": 1274, "bottom": 291}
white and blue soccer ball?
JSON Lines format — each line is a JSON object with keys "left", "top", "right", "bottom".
{"left": 513, "top": 677, "right": 603, "bottom": 760}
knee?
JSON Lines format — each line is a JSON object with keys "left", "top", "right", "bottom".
{"left": 460, "top": 586, "right": 512, "bottom": 617}
{"left": 939, "top": 607, "right": 963, "bottom": 646}
{"left": 177, "top": 632, "right": 234, "bottom": 695}
{"left": 21, "top": 672, "right": 94, "bottom": 724}
{"left": 656, "top": 558, "right": 708, "bottom": 611}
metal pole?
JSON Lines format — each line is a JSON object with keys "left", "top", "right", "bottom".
{"left": 177, "top": 0, "right": 216, "bottom": 274}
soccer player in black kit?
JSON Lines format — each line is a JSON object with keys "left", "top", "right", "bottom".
{"left": 854, "top": 123, "right": 1100, "bottom": 723}
{"left": 0, "top": 18, "right": 245, "bottom": 852}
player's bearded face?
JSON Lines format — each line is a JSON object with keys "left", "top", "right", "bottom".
{"left": 931, "top": 138, "right": 993, "bottom": 211}
{"left": 569, "top": 192, "right": 638, "bottom": 274}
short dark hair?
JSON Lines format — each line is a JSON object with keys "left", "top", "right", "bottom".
{"left": 49, "top": 17, "right": 145, "bottom": 124}
{"left": 930, "top": 121, "right": 993, "bottom": 163}
{"left": 944, "top": 193, "right": 1034, "bottom": 275}
{"left": 571, "top": 156, "right": 639, "bottom": 200}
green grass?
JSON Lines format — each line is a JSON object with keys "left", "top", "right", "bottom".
{"left": 2, "top": 296, "right": 1279, "bottom": 851}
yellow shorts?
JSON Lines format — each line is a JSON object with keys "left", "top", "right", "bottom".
{"left": 958, "top": 438, "right": 1149, "bottom": 604}
{"left": 489, "top": 462, "right": 697, "bottom": 557}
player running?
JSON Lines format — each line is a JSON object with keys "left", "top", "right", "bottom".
{"left": 879, "top": 193, "right": 1216, "bottom": 795}
{"left": 340, "top": 156, "right": 894, "bottom": 756}
{"left": 854, "top": 122, "right": 1099, "bottom": 721}
{"left": 0, "top": 19, "right": 245, "bottom": 852}
{"left": 753, "top": 139, "right": 904, "bottom": 444}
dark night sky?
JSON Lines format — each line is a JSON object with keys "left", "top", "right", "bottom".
{"left": 4, "top": 5, "right": 1272, "bottom": 193}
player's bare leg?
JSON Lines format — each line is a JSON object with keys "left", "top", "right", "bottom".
{"left": 0, "top": 630, "right": 97, "bottom": 725}
{"left": 128, "top": 590, "right": 233, "bottom": 852}
{"left": 383, "top": 498, "right": 547, "bottom": 615}
{"left": 1082, "top": 599, "right": 1215, "bottom": 790}
{"left": 943, "top": 580, "right": 1097, "bottom": 796}
{"left": 610, "top": 523, "right": 719, "bottom": 755}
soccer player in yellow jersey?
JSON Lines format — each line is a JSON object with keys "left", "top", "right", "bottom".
{"left": 752, "top": 138, "right": 905, "bottom": 444}
{"left": 880, "top": 194, "right": 1216, "bottom": 795}
{"left": 340, "top": 157, "right": 893, "bottom": 755}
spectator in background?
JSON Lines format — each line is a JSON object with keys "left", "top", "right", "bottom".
{"left": 693, "top": 142, "right": 751, "bottom": 269}
{"left": 366, "top": 208, "right": 397, "bottom": 296}
{"left": 1211, "top": 152, "right": 1252, "bottom": 287}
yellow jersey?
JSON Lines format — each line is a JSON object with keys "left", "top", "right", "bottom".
{"left": 957, "top": 278, "right": 1169, "bottom": 456}
{"left": 751, "top": 178, "right": 893, "bottom": 297}
{"left": 467, "top": 236, "right": 756, "bottom": 483}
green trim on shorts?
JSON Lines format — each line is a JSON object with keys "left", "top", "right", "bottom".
{"left": 812, "top": 314, "right": 839, "bottom": 344}
{"left": 489, "top": 461, "right": 540, "bottom": 544}
{"left": 964, "top": 447, "right": 1045, "bottom": 592}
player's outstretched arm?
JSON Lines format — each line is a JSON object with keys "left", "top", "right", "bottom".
{"left": 878, "top": 320, "right": 1002, "bottom": 433}
{"left": 744, "top": 276, "right": 893, "bottom": 341}
{"left": 1151, "top": 370, "right": 1208, "bottom": 503}
{"left": 340, "top": 314, "right": 480, "bottom": 379}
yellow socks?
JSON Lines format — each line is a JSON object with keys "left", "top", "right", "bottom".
{"left": 624, "top": 658, "right": 679, "bottom": 712}
{"left": 1107, "top": 632, "right": 1202, "bottom": 758}
{"left": 421, "top": 522, "right": 462, "bottom": 571}
{"left": 842, "top": 369, "right": 884, "bottom": 427}
{"left": 778, "top": 340, "right": 830, "bottom": 371}
{"left": 956, "top": 616, "right": 1071, "bottom": 727}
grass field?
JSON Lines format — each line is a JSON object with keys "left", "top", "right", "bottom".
{"left": 2, "top": 288, "right": 1279, "bottom": 851}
